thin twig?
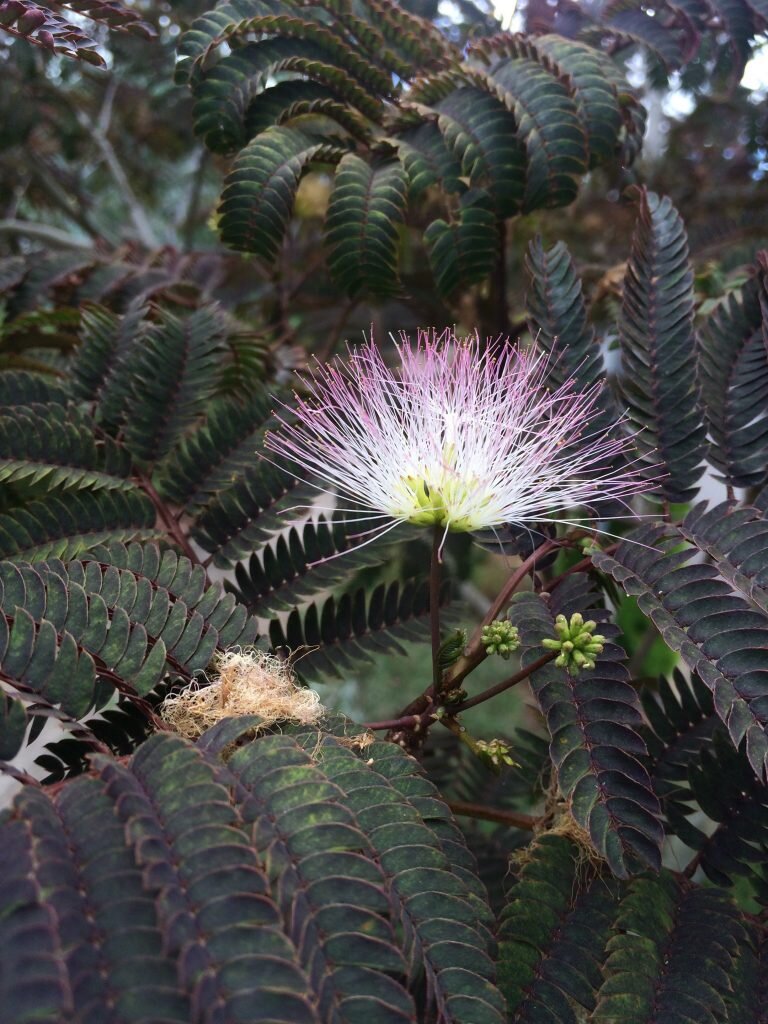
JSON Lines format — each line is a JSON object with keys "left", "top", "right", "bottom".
{"left": 0, "top": 219, "right": 91, "bottom": 249}
{"left": 364, "top": 713, "right": 431, "bottom": 732}
{"left": 451, "top": 651, "right": 558, "bottom": 712}
{"left": 138, "top": 474, "right": 209, "bottom": 579}
{"left": 447, "top": 799, "right": 540, "bottom": 831}
{"left": 448, "top": 538, "right": 562, "bottom": 689}
{"left": 78, "top": 79, "right": 158, "bottom": 249}
{"left": 430, "top": 526, "right": 442, "bottom": 692}
{"left": 181, "top": 149, "right": 209, "bottom": 251}
{"left": 390, "top": 537, "right": 562, "bottom": 731}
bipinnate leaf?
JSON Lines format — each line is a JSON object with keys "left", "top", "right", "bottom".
{"left": 426, "top": 84, "right": 526, "bottom": 217}
{"left": 269, "top": 577, "right": 452, "bottom": 681}
{"left": 498, "top": 834, "right": 619, "bottom": 1023}
{"left": 0, "top": 371, "right": 68, "bottom": 407}
{"left": 593, "top": 872, "right": 746, "bottom": 1023}
{"left": 181, "top": 3, "right": 645, "bottom": 296}
{"left": 525, "top": 236, "right": 618, "bottom": 441}
{"left": 0, "top": 544, "right": 256, "bottom": 727}
{"left": 231, "top": 516, "right": 398, "bottom": 618}
{"left": 618, "top": 186, "right": 706, "bottom": 502}
{"left": 424, "top": 189, "right": 496, "bottom": 299}
{"left": 593, "top": 521, "right": 768, "bottom": 780}
{"left": 190, "top": 36, "right": 369, "bottom": 155}
{"left": 0, "top": 403, "right": 133, "bottom": 493}
{"left": 680, "top": 499, "right": 768, "bottom": 616}
{"left": 666, "top": 732, "right": 768, "bottom": 891}
{"left": 219, "top": 126, "right": 348, "bottom": 259}
{"left": 0, "top": 726, "right": 505, "bottom": 1023}
{"left": 467, "top": 35, "right": 589, "bottom": 211}
{"left": 642, "top": 668, "right": 719, "bottom": 814}
{"left": 190, "top": 454, "right": 309, "bottom": 569}
{"left": 325, "top": 154, "right": 407, "bottom": 299}
{"left": 121, "top": 305, "right": 230, "bottom": 464}
{"left": 68, "top": 302, "right": 149, "bottom": 430}
{"left": 152, "top": 389, "right": 272, "bottom": 510}
{"left": 698, "top": 259, "right": 768, "bottom": 489}
{"left": 395, "top": 121, "right": 464, "bottom": 198}
{"left": 508, "top": 574, "right": 663, "bottom": 878}
{"left": 532, "top": 35, "right": 625, "bottom": 168}
{"left": 726, "top": 920, "right": 768, "bottom": 1024}
{"left": 0, "top": 488, "right": 159, "bottom": 562}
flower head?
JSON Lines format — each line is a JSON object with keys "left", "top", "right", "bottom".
{"left": 265, "top": 328, "right": 649, "bottom": 542}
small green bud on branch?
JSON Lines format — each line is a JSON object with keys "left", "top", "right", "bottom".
{"left": 474, "top": 738, "right": 519, "bottom": 771}
{"left": 481, "top": 620, "right": 520, "bottom": 659}
{"left": 541, "top": 612, "right": 605, "bottom": 674}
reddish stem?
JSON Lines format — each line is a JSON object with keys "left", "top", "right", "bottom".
{"left": 451, "top": 651, "right": 557, "bottom": 712}
{"left": 138, "top": 474, "right": 207, "bottom": 577}
{"left": 447, "top": 799, "right": 540, "bottom": 830}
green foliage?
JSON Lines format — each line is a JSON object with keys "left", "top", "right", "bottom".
{"left": 525, "top": 237, "right": 612, "bottom": 408}
{"left": 594, "top": 872, "right": 746, "bottom": 1022}
{"left": 179, "top": 1, "right": 645, "bottom": 299}
{"left": 0, "top": 543, "right": 256, "bottom": 761}
{"left": 618, "top": 186, "right": 706, "bottom": 502}
{"left": 325, "top": 154, "right": 408, "bottom": 299}
{"left": 698, "top": 260, "right": 768, "bottom": 488}
{"left": 509, "top": 574, "right": 664, "bottom": 878}
{"left": 270, "top": 578, "right": 451, "bottom": 681}
{"left": 4, "top": 1, "right": 768, "bottom": 1018}
{"left": 0, "top": 724, "right": 505, "bottom": 1023}
{"left": 0, "top": 488, "right": 159, "bottom": 561}
{"left": 0, "top": 403, "right": 133, "bottom": 492}
{"left": 498, "top": 835, "right": 620, "bottom": 1022}
{"left": 594, "top": 517, "right": 768, "bottom": 780}
{"left": 231, "top": 516, "right": 397, "bottom": 618}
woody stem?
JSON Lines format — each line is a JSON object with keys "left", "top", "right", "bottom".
{"left": 430, "top": 526, "right": 442, "bottom": 693}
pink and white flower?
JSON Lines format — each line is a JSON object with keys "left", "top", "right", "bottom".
{"left": 265, "top": 328, "right": 650, "bottom": 542}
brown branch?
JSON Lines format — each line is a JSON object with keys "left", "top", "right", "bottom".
{"left": 451, "top": 651, "right": 558, "bottom": 712}
{"left": 137, "top": 474, "right": 208, "bottom": 579}
{"left": 364, "top": 712, "right": 432, "bottom": 732}
{"left": 430, "top": 526, "right": 442, "bottom": 692}
{"left": 447, "top": 537, "right": 562, "bottom": 690}
{"left": 0, "top": 219, "right": 91, "bottom": 250}
{"left": 447, "top": 799, "right": 540, "bottom": 831}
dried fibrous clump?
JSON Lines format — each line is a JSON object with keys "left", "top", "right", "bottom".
{"left": 161, "top": 648, "right": 324, "bottom": 740}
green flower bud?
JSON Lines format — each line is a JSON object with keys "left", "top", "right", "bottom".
{"left": 543, "top": 612, "right": 605, "bottom": 674}
{"left": 481, "top": 620, "right": 520, "bottom": 659}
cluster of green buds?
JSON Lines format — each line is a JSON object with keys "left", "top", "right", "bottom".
{"left": 481, "top": 620, "right": 520, "bottom": 659}
{"left": 541, "top": 612, "right": 605, "bottom": 674}
{"left": 474, "top": 738, "right": 519, "bottom": 771}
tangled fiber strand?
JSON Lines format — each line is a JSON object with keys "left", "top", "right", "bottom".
{"left": 161, "top": 648, "right": 324, "bottom": 740}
